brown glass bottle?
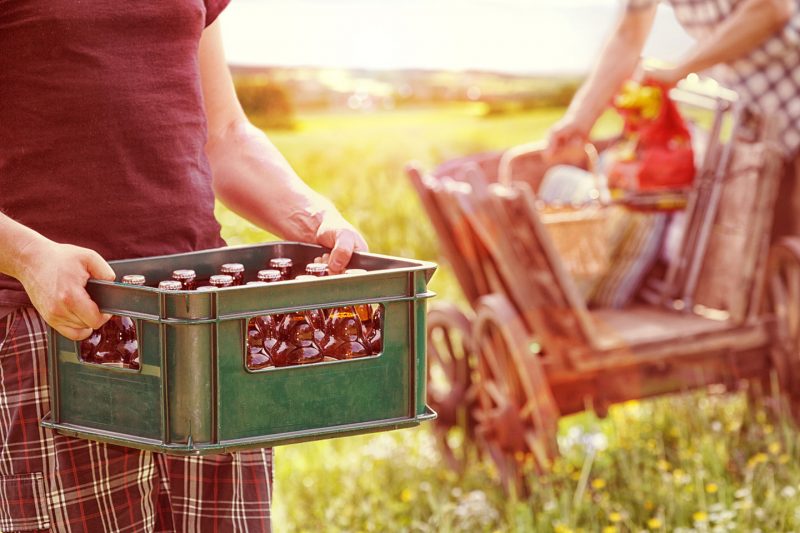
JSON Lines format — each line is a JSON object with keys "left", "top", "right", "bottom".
{"left": 367, "top": 305, "right": 383, "bottom": 354}
{"left": 158, "top": 280, "right": 183, "bottom": 291}
{"left": 220, "top": 263, "right": 245, "bottom": 286}
{"left": 271, "top": 274, "right": 323, "bottom": 366}
{"left": 121, "top": 274, "right": 147, "bottom": 286}
{"left": 172, "top": 269, "right": 197, "bottom": 290}
{"left": 268, "top": 258, "right": 293, "bottom": 280}
{"left": 321, "top": 306, "right": 369, "bottom": 360}
{"left": 209, "top": 275, "right": 234, "bottom": 289}
{"left": 246, "top": 269, "right": 283, "bottom": 370}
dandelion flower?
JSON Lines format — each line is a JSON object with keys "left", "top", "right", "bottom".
{"left": 400, "top": 488, "right": 415, "bottom": 502}
{"left": 657, "top": 459, "right": 671, "bottom": 471}
{"left": 608, "top": 512, "right": 623, "bottom": 523}
{"left": 647, "top": 517, "right": 662, "bottom": 529}
{"left": 693, "top": 511, "right": 708, "bottom": 523}
{"left": 769, "top": 442, "right": 781, "bottom": 455}
{"left": 602, "top": 527, "right": 617, "bottom": 533}
{"left": 592, "top": 479, "right": 607, "bottom": 490}
{"left": 706, "top": 483, "right": 719, "bottom": 494}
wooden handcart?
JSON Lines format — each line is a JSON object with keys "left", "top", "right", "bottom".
{"left": 407, "top": 85, "right": 798, "bottom": 492}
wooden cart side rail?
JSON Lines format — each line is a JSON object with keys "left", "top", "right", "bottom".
{"left": 406, "top": 164, "right": 483, "bottom": 304}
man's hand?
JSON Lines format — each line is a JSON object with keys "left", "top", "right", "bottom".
{"left": 16, "top": 241, "right": 116, "bottom": 341}
{"left": 547, "top": 113, "right": 594, "bottom": 164}
{"left": 314, "top": 210, "right": 369, "bottom": 274}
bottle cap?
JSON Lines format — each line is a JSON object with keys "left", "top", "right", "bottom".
{"left": 172, "top": 269, "right": 196, "bottom": 280}
{"left": 209, "top": 274, "right": 234, "bottom": 287}
{"left": 220, "top": 263, "right": 245, "bottom": 274}
{"left": 305, "top": 263, "right": 328, "bottom": 276}
{"left": 294, "top": 275, "right": 318, "bottom": 282}
{"left": 257, "top": 269, "right": 282, "bottom": 282}
{"left": 196, "top": 286, "right": 216, "bottom": 292}
{"left": 158, "top": 280, "right": 183, "bottom": 291}
{"left": 269, "top": 257, "right": 293, "bottom": 268}
{"left": 246, "top": 281, "right": 269, "bottom": 287}
{"left": 344, "top": 269, "right": 368, "bottom": 276}
{"left": 121, "top": 274, "right": 146, "bottom": 286}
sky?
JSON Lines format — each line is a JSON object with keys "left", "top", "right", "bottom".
{"left": 218, "top": 0, "right": 695, "bottom": 75}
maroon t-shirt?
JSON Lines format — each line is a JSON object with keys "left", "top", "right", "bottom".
{"left": 0, "top": 0, "right": 230, "bottom": 306}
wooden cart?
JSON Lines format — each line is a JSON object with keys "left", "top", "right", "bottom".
{"left": 407, "top": 86, "right": 798, "bottom": 492}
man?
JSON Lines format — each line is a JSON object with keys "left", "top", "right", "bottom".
{"left": 0, "top": 1, "right": 365, "bottom": 531}
{"left": 549, "top": 0, "right": 798, "bottom": 233}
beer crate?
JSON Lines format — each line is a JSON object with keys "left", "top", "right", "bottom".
{"left": 41, "top": 242, "right": 437, "bottom": 455}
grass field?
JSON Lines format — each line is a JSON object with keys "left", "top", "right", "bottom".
{"left": 216, "top": 105, "right": 800, "bottom": 532}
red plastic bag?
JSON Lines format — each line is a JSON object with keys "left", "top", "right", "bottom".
{"left": 607, "top": 81, "right": 695, "bottom": 191}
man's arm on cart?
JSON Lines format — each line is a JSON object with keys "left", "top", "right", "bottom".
{"left": 199, "top": 21, "right": 367, "bottom": 274}
{"left": 548, "top": 3, "right": 657, "bottom": 154}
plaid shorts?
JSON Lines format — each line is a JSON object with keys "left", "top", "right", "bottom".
{"left": 0, "top": 307, "right": 273, "bottom": 532}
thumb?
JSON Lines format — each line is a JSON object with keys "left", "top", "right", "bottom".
{"left": 83, "top": 250, "right": 116, "bottom": 281}
{"left": 328, "top": 231, "right": 356, "bottom": 274}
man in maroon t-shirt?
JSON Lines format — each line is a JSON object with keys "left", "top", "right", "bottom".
{"left": 0, "top": 2, "right": 365, "bottom": 531}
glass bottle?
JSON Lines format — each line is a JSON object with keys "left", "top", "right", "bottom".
{"left": 158, "top": 280, "right": 183, "bottom": 291}
{"left": 209, "top": 275, "right": 234, "bottom": 289}
{"left": 268, "top": 258, "right": 293, "bottom": 280}
{"left": 305, "top": 263, "right": 328, "bottom": 277}
{"left": 172, "top": 269, "right": 197, "bottom": 290}
{"left": 220, "top": 263, "right": 245, "bottom": 286}
{"left": 272, "top": 273, "right": 324, "bottom": 366}
{"left": 257, "top": 269, "right": 282, "bottom": 283}
{"left": 121, "top": 274, "right": 146, "bottom": 286}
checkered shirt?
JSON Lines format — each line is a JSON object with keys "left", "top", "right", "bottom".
{"left": 626, "top": 0, "right": 800, "bottom": 156}
{"left": 0, "top": 307, "right": 273, "bottom": 532}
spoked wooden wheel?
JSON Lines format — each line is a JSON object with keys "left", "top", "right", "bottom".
{"left": 472, "top": 294, "right": 559, "bottom": 495}
{"left": 427, "top": 303, "right": 477, "bottom": 471}
{"left": 768, "top": 237, "right": 800, "bottom": 411}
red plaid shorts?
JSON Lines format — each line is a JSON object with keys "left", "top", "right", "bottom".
{"left": 0, "top": 307, "right": 273, "bottom": 532}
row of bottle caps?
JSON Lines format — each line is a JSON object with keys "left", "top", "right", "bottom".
{"left": 118, "top": 257, "right": 365, "bottom": 290}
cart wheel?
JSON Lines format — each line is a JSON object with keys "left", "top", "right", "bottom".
{"left": 768, "top": 237, "right": 800, "bottom": 412}
{"left": 472, "top": 294, "right": 559, "bottom": 495}
{"left": 427, "top": 303, "right": 477, "bottom": 471}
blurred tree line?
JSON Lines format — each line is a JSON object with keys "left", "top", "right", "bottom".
{"left": 234, "top": 76, "right": 296, "bottom": 129}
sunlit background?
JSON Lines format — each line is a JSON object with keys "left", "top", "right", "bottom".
{"left": 220, "top": 0, "right": 693, "bottom": 73}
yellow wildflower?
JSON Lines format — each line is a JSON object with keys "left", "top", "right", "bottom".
{"left": 769, "top": 442, "right": 782, "bottom": 455}
{"left": 693, "top": 511, "right": 708, "bottom": 522}
{"left": 644, "top": 500, "right": 655, "bottom": 511}
{"left": 647, "top": 517, "right": 662, "bottom": 529}
{"left": 570, "top": 472, "right": 581, "bottom": 481}
{"left": 705, "top": 483, "right": 718, "bottom": 494}
{"left": 764, "top": 424, "right": 774, "bottom": 435}
{"left": 779, "top": 454, "right": 791, "bottom": 464}
{"left": 602, "top": 527, "right": 617, "bottom": 533}
{"left": 400, "top": 488, "right": 415, "bottom": 502}
{"left": 592, "top": 479, "right": 607, "bottom": 490}
{"left": 748, "top": 453, "right": 769, "bottom": 468}
{"left": 608, "top": 512, "right": 623, "bottom": 523}
{"left": 553, "top": 524, "right": 573, "bottom": 533}
{"left": 657, "top": 459, "right": 671, "bottom": 471}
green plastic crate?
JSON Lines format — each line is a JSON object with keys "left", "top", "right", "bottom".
{"left": 41, "top": 242, "right": 437, "bottom": 455}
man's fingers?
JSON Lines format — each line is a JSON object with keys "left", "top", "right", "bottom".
{"left": 83, "top": 250, "right": 116, "bottom": 281}
{"left": 327, "top": 232, "right": 357, "bottom": 274}
{"left": 56, "top": 324, "right": 94, "bottom": 342}
{"left": 69, "top": 291, "right": 110, "bottom": 331}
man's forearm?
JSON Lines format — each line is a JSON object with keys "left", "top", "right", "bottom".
{"left": 206, "top": 118, "right": 336, "bottom": 242}
{"left": 565, "top": 5, "right": 657, "bottom": 127}
{"left": 0, "top": 212, "right": 49, "bottom": 281}
{"left": 675, "top": 0, "right": 792, "bottom": 77}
